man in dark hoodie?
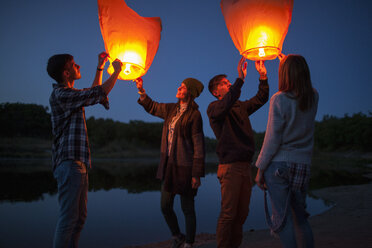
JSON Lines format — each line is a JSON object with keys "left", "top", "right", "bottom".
{"left": 207, "top": 56, "right": 269, "bottom": 248}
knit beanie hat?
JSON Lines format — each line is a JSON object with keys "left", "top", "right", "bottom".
{"left": 182, "top": 78, "right": 204, "bottom": 98}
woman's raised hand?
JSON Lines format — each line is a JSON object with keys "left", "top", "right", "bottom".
{"left": 135, "top": 77, "right": 144, "bottom": 92}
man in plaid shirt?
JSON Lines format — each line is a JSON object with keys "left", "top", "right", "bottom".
{"left": 47, "top": 52, "right": 122, "bottom": 248}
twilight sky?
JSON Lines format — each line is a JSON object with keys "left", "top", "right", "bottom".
{"left": 0, "top": 0, "right": 371, "bottom": 138}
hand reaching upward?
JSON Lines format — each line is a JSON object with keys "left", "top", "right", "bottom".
{"left": 238, "top": 56, "right": 247, "bottom": 80}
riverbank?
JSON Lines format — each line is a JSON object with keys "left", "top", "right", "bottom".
{"left": 125, "top": 170, "right": 372, "bottom": 248}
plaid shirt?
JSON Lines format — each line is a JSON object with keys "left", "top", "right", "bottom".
{"left": 49, "top": 83, "right": 109, "bottom": 171}
{"left": 288, "top": 162, "right": 310, "bottom": 191}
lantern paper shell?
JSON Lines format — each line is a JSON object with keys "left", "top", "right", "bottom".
{"left": 221, "top": 0, "right": 293, "bottom": 61}
{"left": 98, "top": 0, "right": 162, "bottom": 80}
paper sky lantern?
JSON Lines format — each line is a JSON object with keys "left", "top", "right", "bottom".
{"left": 98, "top": 0, "right": 162, "bottom": 80}
{"left": 221, "top": 0, "right": 293, "bottom": 61}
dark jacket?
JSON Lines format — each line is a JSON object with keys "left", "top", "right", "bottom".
{"left": 138, "top": 95, "right": 205, "bottom": 195}
{"left": 207, "top": 78, "right": 269, "bottom": 164}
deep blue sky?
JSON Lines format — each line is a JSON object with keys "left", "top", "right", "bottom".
{"left": 1, "top": 0, "right": 371, "bottom": 138}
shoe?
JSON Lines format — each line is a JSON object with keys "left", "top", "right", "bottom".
{"left": 171, "top": 233, "right": 185, "bottom": 248}
{"left": 183, "top": 243, "right": 193, "bottom": 248}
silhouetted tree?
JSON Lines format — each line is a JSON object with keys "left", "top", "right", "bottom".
{"left": 0, "top": 102, "right": 51, "bottom": 138}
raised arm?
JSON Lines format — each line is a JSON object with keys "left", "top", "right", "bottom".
{"left": 243, "top": 61, "right": 269, "bottom": 115}
{"left": 135, "top": 77, "right": 172, "bottom": 119}
{"left": 238, "top": 56, "right": 247, "bottom": 80}
{"left": 207, "top": 56, "right": 247, "bottom": 120}
{"left": 207, "top": 78, "right": 243, "bottom": 120}
{"left": 101, "top": 59, "right": 122, "bottom": 95}
{"left": 255, "top": 60, "right": 267, "bottom": 80}
{"left": 135, "top": 77, "right": 146, "bottom": 101}
{"left": 92, "top": 52, "right": 109, "bottom": 87}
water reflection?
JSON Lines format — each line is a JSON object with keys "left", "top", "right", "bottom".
{"left": 0, "top": 158, "right": 364, "bottom": 248}
{"left": 0, "top": 159, "right": 219, "bottom": 202}
{"left": 1, "top": 158, "right": 369, "bottom": 203}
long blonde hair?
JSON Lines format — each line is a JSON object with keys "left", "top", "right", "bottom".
{"left": 279, "top": 55, "right": 315, "bottom": 111}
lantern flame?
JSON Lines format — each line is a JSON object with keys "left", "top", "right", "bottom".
{"left": 259, "top": 48, "right": 265, "bottom": 57}
{"left": 124, "top": 64, "right": 131, "bottom": 75}
{"left": 221, "top": 0, "right": 294, "bottom": 61}
{"left": 243, "top": 25, "right": 281, "bottom": 60}
{"left": 98, "top": 0, "right": 162, "bottom": 80}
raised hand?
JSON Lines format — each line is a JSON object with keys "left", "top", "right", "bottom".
{"left": 98, "top": 52, "right": 109, "bottom": 69}
{"left": 135, "top": 77, "right": 144, "bottom": 92}
{"left": 278, "top": 53, "right": 286, "bottom": 62}
{"left": 238, "top": 56, "right": 247, "bottom": 80}
{"left": 112, "top": 59, "right": 123, "bottom": 73}
{"left": 255, "top": 60, "right": 267, "bottom": 79}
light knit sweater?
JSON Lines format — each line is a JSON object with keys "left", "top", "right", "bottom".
{"left": 255, "top": 90, "right": 319, "bottom": 171}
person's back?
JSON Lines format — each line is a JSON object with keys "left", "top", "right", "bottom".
{"left": 255, "top": 54, "right": 318, "bottom": 248}
{"left": 264, "top": 90, "right": 318, "bottom": 165}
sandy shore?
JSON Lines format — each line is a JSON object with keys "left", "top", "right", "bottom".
{"left": 125, "top": 173, "right": 372, "bottom": 248}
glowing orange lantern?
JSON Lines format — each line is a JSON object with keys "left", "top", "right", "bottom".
{"left": 221, "top": 0, "right": 293, "bottom": 61}
{"left": 98, "top": 0, "right": 162, "bottom": 80}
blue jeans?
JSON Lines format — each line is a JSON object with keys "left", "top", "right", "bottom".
{"left": 264, "top": 161, "right": 314, "bottom": 248}
{"left": 53, "top": 160, "right": 88, "bottom": 248}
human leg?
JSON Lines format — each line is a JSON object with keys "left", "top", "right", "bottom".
{"left": 231, "top": 164, "right": 252, "bottom": 248}
{"left": 160, "top": 185, "right": 182, "bottom": 237}
{"left": 216, "top": 163, "right": 243, "bottom": 248}
{"left": 180, "top": 194, "right": 196, "bottom": 245}
{"left": 291, "top": 190, "right": 314, "bottom": 248}
{"left": 53, "top": 160, "right": 88, "bottom": 248}
{"left": 264, "top": 161, "right": 297, "bottom": 248}
{"left": 69, "top": 172, "right": 88, "bottom": 248}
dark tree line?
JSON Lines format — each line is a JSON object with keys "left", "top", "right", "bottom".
{"left": 1, "top": 102, "right": 371, "bottom": 152}
{"left": 254, "top": 112, "right": 372, "bottom": 152}
{"left": 0, "top": 102, "right": 52, "bottom": 138}
{"left": 314, "top": 112, "right": 372, "bottom": 151}
{"left": 0, "top": 103, "right": 216, "bottom": 152}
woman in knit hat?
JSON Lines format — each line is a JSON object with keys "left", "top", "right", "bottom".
{"left": 135, "top": 77, "right": 205, "bottom": 248}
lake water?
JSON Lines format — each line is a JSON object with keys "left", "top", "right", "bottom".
{"left": 0, "top": 159, "right": 332, "bottom": 248}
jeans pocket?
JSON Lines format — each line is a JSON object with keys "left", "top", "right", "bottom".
{"left": 69, "top": 162, "right": 86, "bottom": 187}
{"left": 274, "top": 167, "right": 289, "bottom": 181}
{"left": 54, "top": 162, "right": 71, "bottom": 189}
